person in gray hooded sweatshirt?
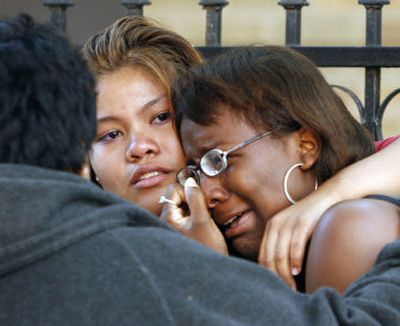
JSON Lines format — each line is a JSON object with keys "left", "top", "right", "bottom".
{"left": 0, "top": 14, "right": 400, "bottom": 326}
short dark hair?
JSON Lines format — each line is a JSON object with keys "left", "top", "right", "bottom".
{"left": 0, "top": 14, "right": 96, "bottom": 171}
{"left": 173, "top": 46, "right": 375, "bottom": 183}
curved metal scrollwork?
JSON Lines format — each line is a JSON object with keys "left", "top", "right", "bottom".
{"left": 331, "top": 85, "right": 399, "bottom": 139}
{"left": 331, "top": 84, "right": 365, "bottom": 123}
{"left": 377, "top": 87, "right": 400, "bottom": 124}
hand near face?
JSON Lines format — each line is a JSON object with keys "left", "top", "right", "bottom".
{"left": 258, "top": 184, "right": 340, "bottom": 290}
{"left": 160, "top": 178, "right": 228, "bottom": 255}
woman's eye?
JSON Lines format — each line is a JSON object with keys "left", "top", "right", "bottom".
{"left": 225, "top": 155, "right": 237, "bottom": 171}
{"left": 152, "top": 111, "right": 171, "bottom": 125}
{"left": 98, "top": 130, "right": 122, "bottom": 143}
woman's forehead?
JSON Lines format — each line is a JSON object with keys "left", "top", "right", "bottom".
{"left": 180, "top": 113, "right": 258, "bottom": 157}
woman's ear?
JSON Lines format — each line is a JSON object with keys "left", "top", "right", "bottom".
{"left": 77, "top": 154, "right": 91, "bottom": 180}
{"left": 79, "top": 162, "right": 91, "bottom": 180}
{"left": 297, "top": 127, "right": 320, "bottom": 170}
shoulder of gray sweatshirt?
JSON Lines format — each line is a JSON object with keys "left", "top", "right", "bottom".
{"left": 1, "top": 163, "right": 400, "bottom": 326}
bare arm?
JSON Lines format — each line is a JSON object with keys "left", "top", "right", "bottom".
{"left": 327, "top": 137, "right": 400, "bottom": 199}
{"left": 306, "top": 197, "right": 400, "bottom": 293}
{"left": 259, "top": 138, "right": 400, "bottom": 290}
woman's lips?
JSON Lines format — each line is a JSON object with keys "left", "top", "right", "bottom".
{"left": 132, "top": 171, "right": 170, "bottom": 189}
{"left": 224, "top": 210, "right": 253, "bottom": 238}
{"left": 130, "top": 164, "right": 174, "bottom": 189}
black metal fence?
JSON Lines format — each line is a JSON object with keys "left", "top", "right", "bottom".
{"left": 41, "top": 0, "right": 400, "bottom": 140}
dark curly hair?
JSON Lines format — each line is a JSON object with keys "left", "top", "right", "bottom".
{"left": 0, "top": 14, "right": 96, "bottom": 172}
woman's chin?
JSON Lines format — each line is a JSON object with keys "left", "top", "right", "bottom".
{"left": 232, "top": 238, "right": 260, "bottom": 261}
{"left": 129, "top": 190, "right": 165, "bottom": 217}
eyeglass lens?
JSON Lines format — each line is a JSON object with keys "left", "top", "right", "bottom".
{"left": 200, "top": 150, "right": 226, "bottom": 177}
{"left": 178, "top": 131, "right": 273, "bottom": 185}
{"left": 176, "top": 166, "right": 200, "bottom": 186}
{"left": 200, "top": 131, "right": 273, "bottom": 177}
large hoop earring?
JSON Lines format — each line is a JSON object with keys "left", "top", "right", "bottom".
{"left": 284, "top": 163, "right": 318, "bottom": 205}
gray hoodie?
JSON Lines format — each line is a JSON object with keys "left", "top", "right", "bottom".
{"left": 1, "top": 164, "right": 400, "bottom": 325}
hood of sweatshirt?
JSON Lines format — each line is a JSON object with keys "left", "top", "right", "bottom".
{"left": 0, "top": 164, "right": 166, "bottom": 276}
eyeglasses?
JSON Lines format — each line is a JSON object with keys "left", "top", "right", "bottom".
{"left": 176, "top": 131, "right": 273, "bottom": 186}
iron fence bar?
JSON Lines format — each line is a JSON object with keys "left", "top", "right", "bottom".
{"left": 199, "top": 0, "right": 229, "bottom": 46}
{"left": 121, "top": 0, "right": 151, "bottom": 16}
{"left": 197, "top": 46, "right": 400, "bottom": 67}
{"left": 42, "top": 0, "right": 74, "bottom": 32}
{"left": 278, "top": 0, "right": 309, "bottom": 45}
{"left": 359, "top": 0, "right": 390, "bottom": 139}
{"left": 365, "top": 67, "right": 382, "bottom": 138}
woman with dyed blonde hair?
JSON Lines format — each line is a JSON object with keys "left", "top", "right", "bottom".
{"left": 83, "top": 16, "right": 201, "bottom": 216}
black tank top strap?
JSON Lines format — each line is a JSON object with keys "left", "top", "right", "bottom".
{"left": 366, "top": 194, "right": 400, "bottom": 207}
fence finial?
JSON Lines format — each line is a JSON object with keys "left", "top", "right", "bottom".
{"left": 358, "top": 0, "right": 390, "bottom": 7}
{"left": 121, "top": 0, "right": 151, "bottom": 16}
{"left": 199, "top": 0, "right": 229, "bottom": 46}
{"left": 278, "top": 0, "right": 309, "bottom": 45}
{"left": 43, "top": 0, "right": 74, "bottom": 32}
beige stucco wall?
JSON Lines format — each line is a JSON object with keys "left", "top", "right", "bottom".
{"left": 1, "top": 0, "right": 399, "bottom": 137}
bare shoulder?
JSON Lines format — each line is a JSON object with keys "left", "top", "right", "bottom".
{"left": 305, "top": 197, "right": 400, "bottom": 293}
{"left": 312, "top": 198, "right": 400, "bottom": 244}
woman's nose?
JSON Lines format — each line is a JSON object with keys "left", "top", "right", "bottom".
{"left": 126, "top": 135, "right": 159, "bottom": 161}
{"left": 200, "top": 175, "right": 230, "bottom": 209}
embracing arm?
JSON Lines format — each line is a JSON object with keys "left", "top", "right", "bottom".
{"left": 328, "top": 137, "right": 400, "bottom": 198}
{"left": 259, "top": 137, "right": 400, "bottom": 289}
{"left": 305, "top": 197, "right": 400, "bottom": 293}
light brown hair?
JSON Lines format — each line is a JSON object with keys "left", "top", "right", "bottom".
{"left": 82, "top": 16, "right": 202, "bottom": 102}
{"left": 83, "top": 16, "right": 201, "bottom": 184}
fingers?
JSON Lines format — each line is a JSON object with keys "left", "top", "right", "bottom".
{"left": 259, "top": 208, "right": 321, "bottom": 291}
{"left": 166, "top": 183, "right": 185, "bottom": 207}
{"left": 258, "top": 216, "right": 297, "bottom": 290}
{"left": 258, "top": 183, "right": 341, "bottom": 291}
{"left": 289, "top": 217, "right": 318, "bottom": 276}
{"left": 274, "top": 225, "right": 297, "bottom": 290}
{"left": 160, "top": 183, "right": 186, "bottom": 228}
{"left": 159, "top": 178, "right": 227, "bottom": 255}
{"left": 184, "top": 177, "right": 210, "bottom": 224}
{"left": 183, "top": 177, "right": 228, "bottom": 255}
{"left": 258, "top": 220, "right": 277, "bottom": 271}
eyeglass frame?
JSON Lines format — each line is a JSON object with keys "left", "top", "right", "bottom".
{"left": 176, "top": 130, "right": 273, "bottom": 186}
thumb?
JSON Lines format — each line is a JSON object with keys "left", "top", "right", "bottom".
{"left": 184, "top": 177, "right": 210, "bottom": 223}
